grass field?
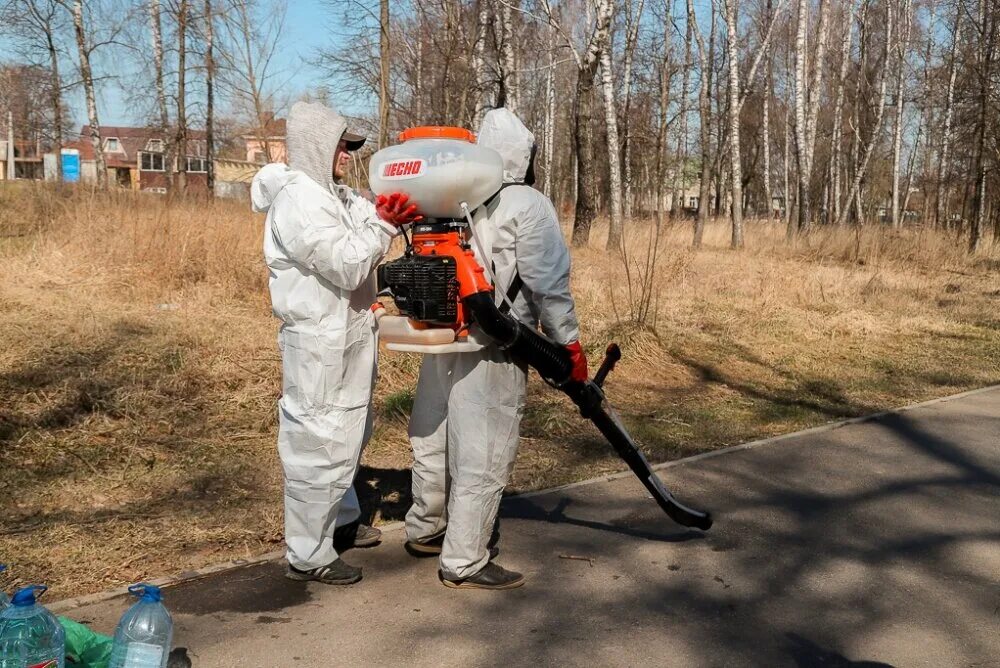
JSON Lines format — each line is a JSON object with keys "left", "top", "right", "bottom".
{"left": 1, "top": 182, "right": 998, "bottom": 599}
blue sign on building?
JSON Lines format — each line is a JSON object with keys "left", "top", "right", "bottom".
{"left": 62, "top": 150, "right": 80, "bottom": 182}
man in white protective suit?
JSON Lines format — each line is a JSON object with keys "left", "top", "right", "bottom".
{"left": 251, "top": 101, "right": 420, "bottom": 584}
{"left": 404, "top": 108, "right": 589, "bottom": 590}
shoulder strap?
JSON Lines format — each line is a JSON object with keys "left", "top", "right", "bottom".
{"left": 498, "top": 271, "right": 524, "bottom": 315}
{"left": 482, "top": 182, "right": 516, "bottom": 211}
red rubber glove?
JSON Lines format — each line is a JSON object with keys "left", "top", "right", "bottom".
{"left": 376, "top": 192, "right": 423, "bottom": 227}
{"left": 565, "top": 341, "right": 588, "bottom": 382}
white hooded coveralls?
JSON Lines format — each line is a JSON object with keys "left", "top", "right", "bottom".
{"left": 252, "top": 101, "right": 398, "bottom": 570}
{"left": 405, "top": 109, "right": 581, "bottom": 579}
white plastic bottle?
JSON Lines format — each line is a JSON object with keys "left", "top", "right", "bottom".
{"left": 0, "top": 585, "right": 66, "bottom": 668}
{"left": 107, "top": 584, "right": 172, "bottom": 668}
{"left": 369, "top": 126, "right": 503, "bottom": 219}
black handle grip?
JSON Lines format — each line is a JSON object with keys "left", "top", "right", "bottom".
{"left": 593, "top": 343, "right": 622, "bottom": 388}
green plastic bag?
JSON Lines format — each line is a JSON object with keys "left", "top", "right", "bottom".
{"left": 59, "top": 616, "right": 113, "bottom": 668}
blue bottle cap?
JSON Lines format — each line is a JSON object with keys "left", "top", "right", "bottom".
{"left": 0, "top": 564, "right": 6, "bottom": 573}
{"left": 127, "top": 583, "right": 162, "bottom": 603}
{"left": 11, "top": 585, "right": 47, "bottom": 607}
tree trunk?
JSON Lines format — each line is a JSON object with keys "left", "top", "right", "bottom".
{"left": 793, "top": 0, "right": 831, "bottom": 234}
{"left": 784, "top": 97, "right": 792, "bottom": 231}
{"left": 654, "top": 28, "right": 672, "bottom": 226}
{"left": 570, "top": 0, "right": 615, "bottom": 248}
{"left": 792, "top": 0, "right": 809, "bottom": 233}
{"left": 205, "top": 0, "right": 215, "bottom": 194}
{"left": 621, "top": 0, "right": 644, "bottom": 220}
{"left": 600, "top": 47, "right": 624, "bottom": 251}
{"left": 176, "top": 0, "right": 188, "bottom": 195}
{"left": 830, "top": 0, "right": 856, "bottom": 224}
{"left": 543, "top": 26, "right": 556, "bottom": 199}
{"left": 379, "top": 0, "right": 390, "bottom": 148}
{"left": 837, "top": 0, "right": 893, "bottom": 226}
{"left": 44, "top": 18, "right": 64, "bottom": 181}
{"left": 723, "top": 0, "right": 744, "bottom": 248}
{"left": 911, "top": 1, "right": 935, "bottom": 223}
{"left": 762, "top": 60, "right": 771, "bottom": 218}
{"left": 572, "top": 72, "right": 599, "bottom": 247}
{"left": 901, "top": 123, "right": 922, "bottom": 215}
{"left": 935, "top": 0, "right": 962, "bottom": 229}
{"left": 473, "top": 0, "right": 492, "bottom": 124}
{"left": 970, "top": 0, "right": 997, "bottom": 252}
{"left": 675, "top": 3, "right": 694, "bottom": 221}
{"left": 692, "top": 0, "right": 714, "bottom": 247}
{"left": 890, "top": 0, "right": 911, "bottom": 229}
{"left": 71, "top": 0, "right": 105, "bottom": 188}
{"left": 846, "top": 0, "right": 870, "bottom": 225}
{"left": 73, "top": 0, "right": 108, "bottom": 188}
{"left": 499, "top": 0, "right": 519, "bottom": 112}
{"left": 150, "top": 0, "right": 171, "bottom": 186}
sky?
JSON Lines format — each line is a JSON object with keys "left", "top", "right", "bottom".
{"left": 1, "top": 0, "right": 352, "bottom": 129}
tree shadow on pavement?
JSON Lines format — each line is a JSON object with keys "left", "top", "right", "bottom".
{"left": 785, "top": 633, "right": 896, "bottom": 667}
{"left": 501, "top": 496, "right": 705, "bottom": 545}
{"left": 395, "top": 392, "right": 999, "bottom": 666}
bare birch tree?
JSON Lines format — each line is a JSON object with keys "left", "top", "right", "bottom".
{"left": 722, "top": 0, "right": 785, "bottom": 247}
{"left": 723, "top": 0, "right": 745, "bottom": 247}
{"left": 499, "top": 0, "right": 520, "bottom": 112}
{"left": 889, "top": 0, "right": 912, "bottom": 229}
{"left": 829, "top": 0, "right": 856, "bottom": 224}
{"left": 762, "top": 0, "right": 774, "bottom": 219}
{"left": 690, "top": 0, "right": 713, "bottom": 247}
{"left": 969, "top": 0, "right": 998, "bottom": 251}
{"left": 175, "top": 0, "right": 189, "bottom": 194}
{"left": 68, "top": 0, "right": 105, "bottom": 187}
{"left": 205, "top": 0, "right": 215, "bottom": 193}
{"left": 674, "top": 1, "right": 694, "bottom": 221}
{"left": 543, "top": 23, "right": 556, "bottom": 198}
{"left": 218, "top": 0, "right": 287, "bottom": 160}
{"left": 149, "top": 0, "right": 172, "bottom": 186}
{"left": 600, "top": 46, "right": 624, "bottom": 250}
{"left": 836, "top": 0, "right": 894, "bottom": 226}
{"left": 934, "top": 0, "right": 962, "bottom": 228}
{"left": 473, "top": 0, "right": 493, "bottom": 124}
{"left": 542, "top": 0, "right": 615, "bottom": 247}
{"left": 792, "top": 0, "right": 832, "bottom": 234}
{"left": 620, "top": 0, "right": 644, "bottom": 220}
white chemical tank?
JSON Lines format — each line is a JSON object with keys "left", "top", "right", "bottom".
{"left": 369, "top": 126, "right": 503, "bottom": 219}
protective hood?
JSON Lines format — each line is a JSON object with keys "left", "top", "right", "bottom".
{"left": 251, "top": 162, "right": 298, "bottom": 213}
{"left": 286, "top": 100, "right": 348, "bottom": 190}
{"left": 478, "top": 108, "right": 534, "bottom": 184}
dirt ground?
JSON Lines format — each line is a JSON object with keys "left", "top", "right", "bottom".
{"left": 1, "top": 183, "right": 998, "bottom": 598}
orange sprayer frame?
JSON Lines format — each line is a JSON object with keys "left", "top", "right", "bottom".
{"left": 408, "top": 226, "right": 493, "bottom": 337}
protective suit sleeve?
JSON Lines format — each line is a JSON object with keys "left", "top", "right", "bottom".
{"left": 346, "top": 189, "right": 402, "bottom": 237}
{"left": 515, "top": 197, "right": 581, "bottom": 345}
{"left": 277, "top": 187, "right": 396, "bottom": 292}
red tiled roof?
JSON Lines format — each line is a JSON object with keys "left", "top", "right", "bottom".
{"left": 65, "top": 138, "right": 95, "bottom": 161}
{"left": 75, "top": 125, "right": 208, "bottom": 167}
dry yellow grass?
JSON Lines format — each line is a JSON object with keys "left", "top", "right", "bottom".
{"left": 1, "top": 182, "right": 997, "bottom": 599}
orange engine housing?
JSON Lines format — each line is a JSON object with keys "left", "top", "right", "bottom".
{"left": 378, "top": 221, "right": 493, "bottom": 338}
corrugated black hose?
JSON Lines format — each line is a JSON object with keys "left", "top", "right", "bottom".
{"left": 462, "top": 292, "right": 713, "bottom": 531}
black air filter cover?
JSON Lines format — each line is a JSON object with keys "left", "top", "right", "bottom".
{"left": 378, "top": 255, "right": 460, "bottom": 325}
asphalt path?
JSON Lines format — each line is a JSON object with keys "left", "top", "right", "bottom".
{"left": 62, "top": 387, "right": 1000, "bottom": 667}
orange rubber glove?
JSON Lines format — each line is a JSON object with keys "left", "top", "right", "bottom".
{"left": 376, "top": 192, "right": 423, "bottom": 227}
{"left": 565, "top": 341, "right": 588, "bottom": 382}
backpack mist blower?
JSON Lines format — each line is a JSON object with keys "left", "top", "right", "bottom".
{"left": 368, "top": 126, "right": 712, "bottom": 531}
